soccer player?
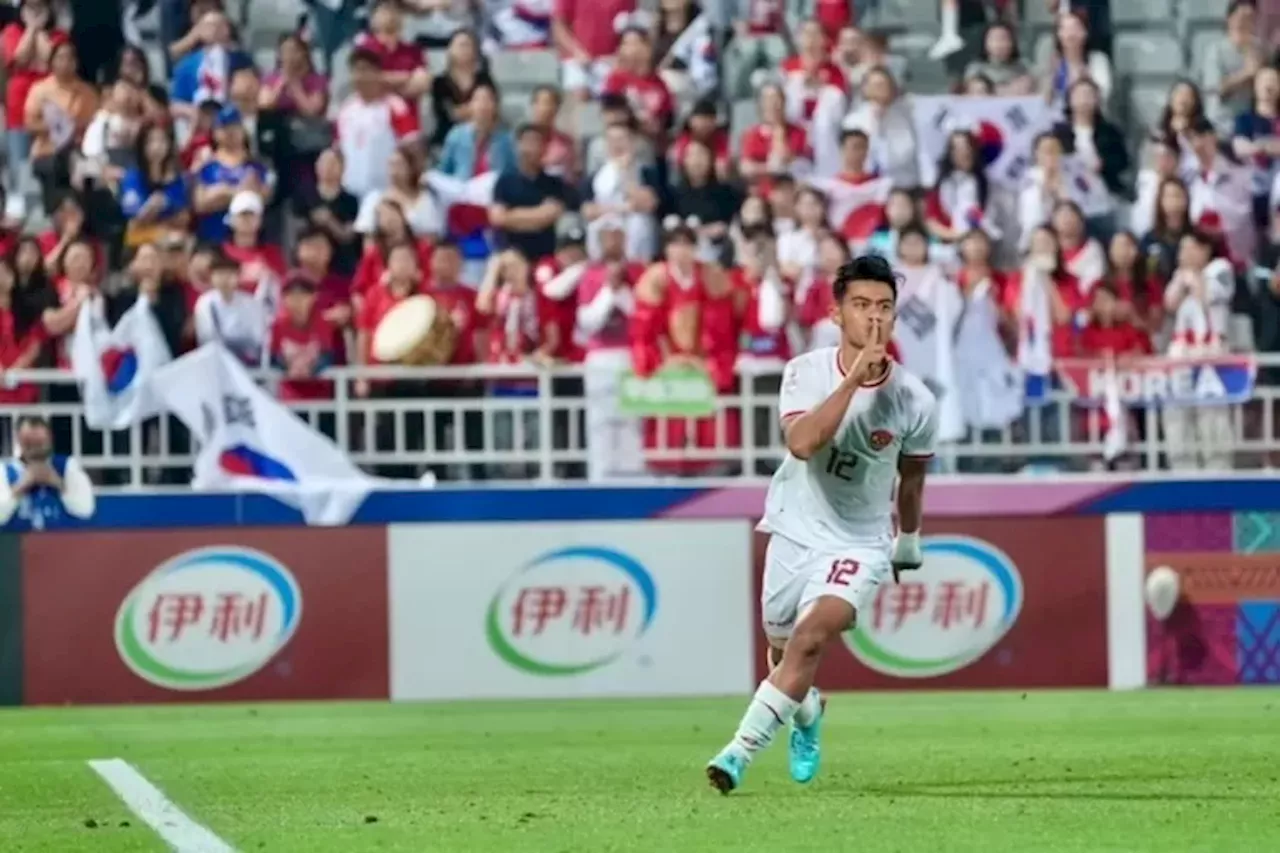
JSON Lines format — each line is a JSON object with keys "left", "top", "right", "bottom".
{"left": 705, "top": 254, "right": 937, "bottom": 794}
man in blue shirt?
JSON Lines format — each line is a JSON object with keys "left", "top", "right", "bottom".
{"left": 489, "top": 124, "right": 569, "bottom": 263}
{"left": 0, "top": 417, "right": 95, "bottom": 531}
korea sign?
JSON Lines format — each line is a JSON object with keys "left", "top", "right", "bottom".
{"left": 114, "top": 547, "right": 302, "bottom": 690}
{"left": 389, "top": 520, "right": 753, "bottom": 700}
{"left": 843, "top": 536, "right": 1023, "bottom": 678}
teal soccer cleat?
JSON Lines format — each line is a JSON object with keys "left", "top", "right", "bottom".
{"left": 788, "top": 692, "right": 824, "bottom": 784}
{"left": 705, "top": 746, "right": 749, "bottom": 795}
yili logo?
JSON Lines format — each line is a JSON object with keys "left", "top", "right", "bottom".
{"left": 844, "top": 536, "right": 1022, "bottom": 678}
{"left": 486, "top": 546, "right": 657, "bottom": 676}
{"left": 115, "top": 547, "right": 302, "bottom": 690}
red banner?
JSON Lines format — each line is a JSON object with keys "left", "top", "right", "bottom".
{"left": 752, "top": 517, "right": 1108, "bottom": 689}
{"left": 23, "top": 528, "right": 388, "bottom": 704}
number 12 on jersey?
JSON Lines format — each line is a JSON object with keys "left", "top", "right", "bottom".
{"left": 824, "top": 446, "right": 858, "bottom": 481}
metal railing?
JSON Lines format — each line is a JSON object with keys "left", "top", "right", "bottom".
{"left": 4, "top": 355, "right": 1280, "bottom": 487}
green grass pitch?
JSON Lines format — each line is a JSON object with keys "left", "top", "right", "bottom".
{"left": 0, "top": 689, "right": 1277, "bottom": 852}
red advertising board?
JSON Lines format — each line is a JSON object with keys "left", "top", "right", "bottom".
{"left": 752, "top": 517, "right": 1108, "bottom": 689}
{"left": 22, "top": 528, "right": 388, "bottom": 705}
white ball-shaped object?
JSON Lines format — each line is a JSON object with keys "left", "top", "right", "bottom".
{"left": 1145, "top": 566, "right": 1181, "bottom": 621}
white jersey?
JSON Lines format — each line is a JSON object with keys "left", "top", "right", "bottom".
{"left": 758, "top": 347, "right": 938, "bottom": 551}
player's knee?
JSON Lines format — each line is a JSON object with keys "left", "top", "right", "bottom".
{"left": 788, "top": 623, "right": 827, "bottom": 661}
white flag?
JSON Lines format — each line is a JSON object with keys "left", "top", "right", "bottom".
{"left": 150, "top": 344, "right": 374, "bottom": 526}
{"left": 911, "top": 96, "right": 1050, "bottom": 188}
{"left": 71, "top": 297, "right": 172, "bottom": 430}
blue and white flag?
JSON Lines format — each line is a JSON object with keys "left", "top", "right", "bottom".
{"left": 71, "top": 297, "right": 172, "bottom": 430}
{"left": 151, "top": 345, "right": 376, "bottom": 526}
{"left": 1056, "top": 355, "right": 1258, "bottom": 408}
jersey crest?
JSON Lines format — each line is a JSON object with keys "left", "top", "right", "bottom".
{"left": 869, "top": 429, "right": 895, "bottom": 451}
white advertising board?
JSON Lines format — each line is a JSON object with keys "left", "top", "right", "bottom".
{"left": 388, "top": 520, "right": 753, "bottom": 700}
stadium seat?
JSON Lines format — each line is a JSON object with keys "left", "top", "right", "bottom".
{"left": 861, "top": 0, "right": 938, "bottom": 31}
{"left": 729, "top": 99, "right": 757, "bottom": 154}
{"left": 1190, "top": 29, "right": 1222, "bottom": 78}
{"left": 1112, "top": 32, "right": 1185, "bottom": 80}
{"left": 426, "top": 50, "right": 448, "bottom": 76}
{"left": 1112, "top": 0, "right": 1176, "bottom": 30}
{"left": 1032, "top": 33, "right": 1055, "bottom": 71}
{"left": 501, "top": 91, "right": 531, "bottom": 126}
{"left": 1125, "top": 85, "right": 1172, "bottom": 137}
{"left": 889, "top": 32, "right": 938, "bottom": 60}
{"left": 557, "top": 100, "right": 603, "bottom": 140}
{"left": 244, "top": 0, "right": 305, "bottom": 38}
{"left": 906, "top": 61, "right": 951, "bottom": 96}
{"left": 1183, "top": 0, "right": 1231, "bottom": 26}
{"left": 488, "top": 51, "right": 559, "bottom": 92}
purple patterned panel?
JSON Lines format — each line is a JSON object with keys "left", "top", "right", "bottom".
{"left": 1146, "top": 603, "right": 1239, "bottom": 686}
{"left": 1144, "top": 513, "right": 1234, "bottom": 553}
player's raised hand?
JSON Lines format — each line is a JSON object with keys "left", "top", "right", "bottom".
{"left": 848, "top": 320, "right": 888, "bottom": 385}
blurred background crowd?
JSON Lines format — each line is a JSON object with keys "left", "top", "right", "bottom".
{"left": 0, "top": 0, "right": 1277, "bottom": 484}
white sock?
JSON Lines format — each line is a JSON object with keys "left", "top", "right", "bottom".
{"left": 732, "top": 680, "right": 800, "bottom": 758}
{"left": 793, "top": 688, "right": 822, "bottom": 728}
{"left": 939, "top": 0, "right": 958, "bottom": 39}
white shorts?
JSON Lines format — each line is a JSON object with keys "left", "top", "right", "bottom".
{"left": 760, "top": 533, "right": 892, "bottom": 643}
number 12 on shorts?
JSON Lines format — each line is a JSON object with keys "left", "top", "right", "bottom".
{"left": 826, "top": 559, "right": 860, "bottom": 586}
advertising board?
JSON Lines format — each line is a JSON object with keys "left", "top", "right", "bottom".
{"left": 389, "top": 520, "right": 754, "bottom": 700}
{"left": 22, "top": 528, "right": 388, "bottom": 704}
{"left": 752, "top": 517, "right": 1110, "bottom": 689}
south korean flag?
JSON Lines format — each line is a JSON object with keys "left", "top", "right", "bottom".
{"left": 912, "top": 96, "right": 1051, "bottom": 189}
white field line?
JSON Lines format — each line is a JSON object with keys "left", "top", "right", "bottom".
{"left": 87, "top": 758, "right": 236, "bottom": 853}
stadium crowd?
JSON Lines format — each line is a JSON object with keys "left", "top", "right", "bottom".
{"left": 0, "top": 0, "right": 1276, "bottom": 481}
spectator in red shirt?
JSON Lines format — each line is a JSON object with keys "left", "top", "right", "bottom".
{"left": 554, "top": 0, "right": 637, "bottom": 100}
{"left": 529, "top": 85, "right": 579, "bottom": 183}
{"left": 271, "top": 276, "right": 336, "bottom": 402}
{"left": 39, "top": 193, "right": 101, "bottom": 279}
{"left": 477, "top": 249, "right": 559, "bottom": 367}
{"left": 739, "top": 83, "right": 812, "bottom": 183}
{"left": 1106, "top": 230, "right": 1164, "bottom": 342}
{"left": 602, "top": 27, "right": 675, "bottom": 144}
{"left": 1078, "top": 283, "right": 1152, "bottom": 359}
{"left": 354, "top": 0, "right": 431, "bottom": 100}
{"left": 0, "top": 253, "right": 43, "bottom": 404}
{"left": 669, "top": 98, "right": 730, "bottom": 183}
{"left": 1, "top": 0, "right": 66, "bottom": 194}
{"left": 422, "top": 241, "right": 479, "bottom": 366}
{"left": 422, "top": 239, "right": 488, "bottom": 483}
{"left": 9, "top": 236, "right": 59, "bottom": 365}
{"left": 221, "top": 191, "right": 287, "bottom": 299}
{"left": 354, "top": 241, "right": 423, "bottom": 399}
{"left": 351, "top": 199, "right": 434, "bottom": 306}
{"left": 533, "top": 228, "right": 589, "bottom": 364}
{"left": 291, "top": 226, "right": 353, "bottom": 356}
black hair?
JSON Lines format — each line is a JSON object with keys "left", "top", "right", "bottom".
{"left": 1158, "top": 79, "right": 1206, "bottom": 137}
{"left": 209, "top": 252, "right": 241, "bottom": 273}
{"left": 15, "top": 414, "right": 50, "bottom": 431}
{"left": 1188, "top": 115, "right": 1217, "bottom": 137}
{"left": 349, "top": 47, "right": 382, "bottom": 69}
{"left": 978, "top": 21, "right": 1021, "bottom": 63}
{"left": 600, "top": 93, "right": 630, "bottom": 113}
{"left": 833, "top": 254, "right": 898, "bottom": 302}
{"left": 937, "top": 129, "right": 990, "bottom": 212}
{"left": 1228, "top": 0, "right": 1257, "bottom": 16}
{"left": 839, "top": 128, "right": 869, "bottom": 146}
{"left": 434, "top": 237, "right": 462, "bottom": 253}
{"left": 515, "top": 122, "right": 546, "bottom": 141}
{"left": 531, "top": 84, "right": 561, "bottom": 105}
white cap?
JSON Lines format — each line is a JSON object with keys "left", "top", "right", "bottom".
{"left": 227, "top": 191, "right": 264, "bottom": 219}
